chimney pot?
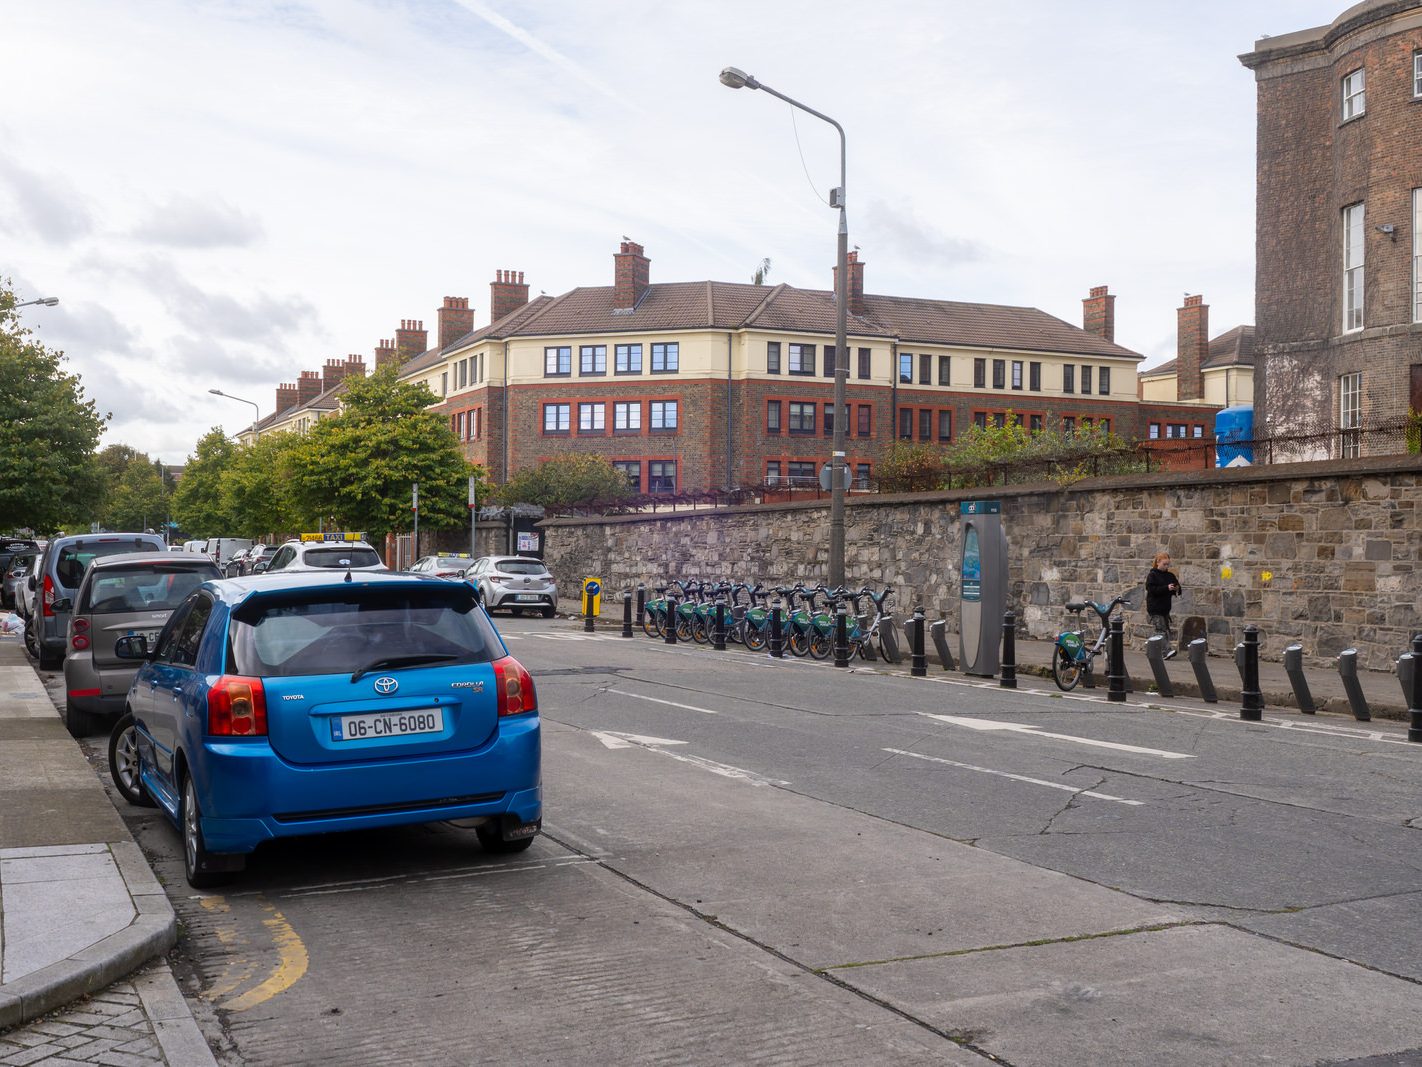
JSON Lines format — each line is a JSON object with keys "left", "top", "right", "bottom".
{"left": 1176, "top": 293, "right": 1209, "bottom": 401}
{"left": 438, "top": 294, "right": 475, "bottom": 351}
{"left": 1082, "top": 285, "right": 1116, "bottom": 343}
{"left": 491, "top": 267, "right": 531, "bottom": 323}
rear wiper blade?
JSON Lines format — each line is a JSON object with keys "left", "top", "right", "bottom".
{"left": 351, "top": 654, "right": 460, "bottom": 683}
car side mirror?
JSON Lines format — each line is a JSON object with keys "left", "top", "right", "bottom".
{"left": 114, "top": 635, "right": 153, "bottom": 660}
{"left": 252, "top": 561, "right": 269, "bottom": 573}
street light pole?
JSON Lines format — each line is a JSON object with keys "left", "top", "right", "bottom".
{"left": 720, "top": 66, "right": 849, "bottom": 587}
{"left": 208, "top": 388, "right": 260, "bottom": 441}
{"left": 13, "top": 297, "right": 60, "bottom": 309}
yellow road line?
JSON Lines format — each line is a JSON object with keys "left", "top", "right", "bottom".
{"left": 220, "top": 898, "right": 309, "bottom": 1012}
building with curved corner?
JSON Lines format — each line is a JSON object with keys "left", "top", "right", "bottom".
{"left": 1240, "top": 0, "right": 1422, "bottom": 457}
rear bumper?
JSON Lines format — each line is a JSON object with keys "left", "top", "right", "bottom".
{"left": 188, "top": 715, "right": 542, "bottom": 854}
{"left": 488, "top": 590, "right": 556, "bottom": 610}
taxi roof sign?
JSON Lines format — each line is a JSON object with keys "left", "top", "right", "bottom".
{"left": 299, "top": 532, "right": 366, "bottom": 542}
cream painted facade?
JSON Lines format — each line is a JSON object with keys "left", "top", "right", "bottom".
{"left": 1139, "top": 365, "right": 1254, "bottom": 407}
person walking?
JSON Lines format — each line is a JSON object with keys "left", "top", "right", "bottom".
{"left": 1145, "top": 552, "right": 1182, "bottom": 658}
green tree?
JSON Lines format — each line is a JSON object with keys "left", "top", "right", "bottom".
{"left": 101, "top": 457, "right": 168, "bottom": 533}
{"left": 222, "top": 432, "right": 304, "bottom": 538}
{"left": 493, "top": 454, "right": 632, "bottom": 509}
{"left": 285, "top": 366, "right": 480, "bottom": 542}
{"left": 0, "top": 285, "right": 107, "bottom": 534}
{"left": 877, "top": 442, "right": 951, "bottom": 494}
{"left": 171, "top": 428, "right": 237, "bottom": 539}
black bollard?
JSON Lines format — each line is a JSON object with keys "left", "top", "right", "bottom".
{"left": 1107, "top": 615, "right": 1126, "bottom": 702}
{"left": 915, "top": 608, "right": 927, "bottom": 677}
{"left": 998, "top": 610, "right": 1015, "bottom": 688}
{"left": 713, "top": 599, "right": 727, "bottom": 651}
{"left": 1188, "top": 638, "right": 1217, "bottom": 703}
{"left": 1144, "top": 634, "right": 1174, "bottom": 698}
{"left": 768, "top": 601, "right": 784, "bottom": 659}
{"left": 635, "top": 584, "right": 646, "bottom": 631}
{"left": 1283, "top": 643, "right": 1315, "bottom": 714}
{"left": 1338, "top": 649, "right": 1370, "bottom": 721}
{"left": 1409, "top": 634, "right": 1422, "bottom": 743}
{"left": 621, "top": 591, "right": 633, "bottom": 639}
{"left": 1400, "top": 651, "right": 1416, "bottom": 709}
{"left": 1239, "top": 625, "right": 1262, "bottom": 721}
{"left": 834, "top": 605, "right": 850, "bottom": 668}
{"left": 664, "top": 595, "right": 679, "bottom": 645}
{"left": 583, "top": 593, "right": 595, "bottom": 633}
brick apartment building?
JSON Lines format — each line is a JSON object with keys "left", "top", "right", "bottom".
{"left": 1240, "top": 0, "right": 1422, "bottom": 456}
{"left": 249, "top": 240, "right": 1220, "bottom": 493}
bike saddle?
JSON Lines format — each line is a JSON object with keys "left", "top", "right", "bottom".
{"left": 1065, "top": 601, "right": 1088, "bottom": 613}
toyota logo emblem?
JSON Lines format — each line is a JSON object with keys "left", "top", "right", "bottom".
{"left": 373, "top": 676, "right": 399, "bottom": 695}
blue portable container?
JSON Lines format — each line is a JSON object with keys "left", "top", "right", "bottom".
{"left": 1215, "top": 405, "right": 1254, "bottom": 467}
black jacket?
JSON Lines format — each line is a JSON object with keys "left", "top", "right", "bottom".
{"left": 1145, "top": 566, "right": 1181, "bottom": 617}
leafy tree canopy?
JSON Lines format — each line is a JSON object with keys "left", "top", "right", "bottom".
{"left": 222, "top": 431, "right": 305, "bottom": 539}
{"left": 284, "top": 366, "right": 481, "bottom": 542}
{"left": 171, "top": 428, "right": 237, "bottom": 540}
{"left": 493, "top": 454, "right": 632, "bottom": 509}
{"left": 0, "top": 284, "right": 107, "bottom": 534}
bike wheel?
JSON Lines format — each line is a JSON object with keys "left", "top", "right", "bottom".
{"left": 808, "top": 629, "right": 832, "bottom": 660}
{"left": 1053, "top": 646, "right": 1084, "bottom": 691}
{"left": 642, "top": 606, "right": 661, "bottom": 638}
{"left": 675, "top": 613, "right": 694, "bottom": 642}
{"left": 744, "top": 622, "right": 767, "bottom": 651}
{"left": 691, "top": 613, "right": 710, "bottom": 644}
{"left": 787, "top": 626, "right": 810, "bottom": 657}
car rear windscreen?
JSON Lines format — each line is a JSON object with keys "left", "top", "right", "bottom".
{"left": 80, "top": 565, "right": 215, "bottom": 613}
{"left": 495, "top": 560, "right": 548, "bottom": 575}
{"left": 56, "top": 540, "right": 162, "bottom": 589}
{"left": 302, "top": 547, "right": 383, "bottom": 569}
{"left": 228, "top": 585, "right": 501, "bottom": 678}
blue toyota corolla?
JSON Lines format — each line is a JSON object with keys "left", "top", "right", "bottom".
{"left": 116, "top": 570, "right": 541, "bottom": 887}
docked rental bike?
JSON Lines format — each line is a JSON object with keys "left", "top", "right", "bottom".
{"left": 1052, "top": 593, "right": 1132, "bottom": 691}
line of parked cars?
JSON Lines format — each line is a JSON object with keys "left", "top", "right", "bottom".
{"left": 9, "top": 529, "right": 551, "bottom": 889}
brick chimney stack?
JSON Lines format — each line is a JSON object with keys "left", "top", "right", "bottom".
{"left": 322, "top": 358, "right": 349, "bottom": 393}
{"left": 832, "top": 250, "right": 866, "bottom": 316}
{"left": 343, "top": 355, "right": 366, "bottom": 380}
{"left": 1082, "top": 285, "right": 1116, "bottom": 343}
{"left": 275, "top": 383, "right": 299, "bottom": 414}
{"left": 490, "top": 270, "right": 530, "bottom": 324}
{"left": 374, "top": 338, "right": 397, "bottom": 370}
{"left": 395, "top": 319, "right": 427, "bottom": 364}
{"left": 438, "top": 297, "right": 474, "bottom": 351}
{"left": 613, "top": 240, "right": 650, "bottom": 309}
{"left": 296, "top": 370, "right": 322, "bottom": 406}
{"left": 1177, "top": 294, "right": 1209, "bottom": 401}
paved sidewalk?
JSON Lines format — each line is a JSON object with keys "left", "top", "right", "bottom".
{"left": 0, "top": 638, "right": 216, "bottom": 1064}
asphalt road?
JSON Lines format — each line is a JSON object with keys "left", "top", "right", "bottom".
{"left": 54, "top": 618, "right": 1422, "bottom": 1066}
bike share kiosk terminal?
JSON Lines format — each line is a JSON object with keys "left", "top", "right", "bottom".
{"left": 959, "top": 500, "right": 1008, "bottom": 676}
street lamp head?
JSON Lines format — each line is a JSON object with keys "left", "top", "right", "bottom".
{"left": 208, "top": 388, "right": 224, "bottom": 396}
{"left": 38, "top": 297, "right": 58, "bottom": 307}
{"left": 719, "top": 66, "right": 758, "bottom": 90}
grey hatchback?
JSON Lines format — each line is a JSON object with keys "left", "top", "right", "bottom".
{"left": 61, "top": 551, "right": 220, "bottom": 735}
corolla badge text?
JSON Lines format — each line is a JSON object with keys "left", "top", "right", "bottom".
{"left": 373, "top": 676, "right": 399, "bottom": 695}
{"left": 450, "top": 681, "right": 484, "bottom": 692}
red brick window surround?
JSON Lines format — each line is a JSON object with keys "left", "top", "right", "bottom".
{"left": 918, "top": 409, "right": 932, "bottom": 441}
{"left": 786, "top": 460, "right": 817, "bottom": 486}
{"left": 898, "top": 407, "right": 913, "bottom": 439}
{"left": 767, "top": 399, "right": 782, "bottom": 434}
{"left": 649, "top": 400, "right": 679, "bottom": 432}
{"left": 544, "top": 346, "right": 571, "bottom": 377}
{"left": 578, "top": 402, "right": 606, "bottom": 433}
{"left": 615, "top": 344, "right": 643, "bottom": 374}
{"left": 938, "top": 410, "right": 953, "bottom": 441}
{"left": 542, "top": 402, "right": 570, "bottom": 434}
{"left": 788, "top": 401, "right": 815, "bottom": 434}
{"left": 856, "top": 404, "right": 872, "bottom": 437}
{"left": 611, "top": 460, "right": 641, "bottom": 492}
{"left": 766, "top": 460, "right": 781, "bottom": 483}
{"left": 613, "top": 401, "right": 642, "bottom": 433}
{"left": 854, "top": 463, "right": 871, "bottom": 489}
{"left": 647, "top": 459, "right": 677, "bottom": 494}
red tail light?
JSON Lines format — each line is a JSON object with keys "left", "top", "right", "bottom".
{"left": 72, "top": 618, "right": 90, "bottom": 632}
{"left": 71, "top": 634, "right": 89, "bottom": 651}
{"left": 492, "top": 656, "right": 537, "bottom": 717}
{"left": 208, "top": 676, "right": 268, "bottom": 736}
{"left": 42, "top": 575, "right": 55, "bottom": 617}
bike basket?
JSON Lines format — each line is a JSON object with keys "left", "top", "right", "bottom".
{"left": 1057, "top": 631, "right": 1086, "bottom": 661}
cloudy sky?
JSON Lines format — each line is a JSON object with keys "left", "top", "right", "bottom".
{"left": 3, "top": 0, "right": 1348, "bottom": 462}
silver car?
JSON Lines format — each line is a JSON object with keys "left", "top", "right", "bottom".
{"left": 61, "top": 551, "right": 220, "bottom": 736}
{"left": 465, "top": 555, "right": 557, "bottom": 617}
{"left": 3, "top": 549, "right": 37, "bottom": 611}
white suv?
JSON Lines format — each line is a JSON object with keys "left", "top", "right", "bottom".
{"left": 257, "top": 533, "right": 387, "bottom": 574}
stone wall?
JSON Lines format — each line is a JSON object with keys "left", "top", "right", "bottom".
{"left": 540, "top": 455, "right": 1422, "bottom": 670}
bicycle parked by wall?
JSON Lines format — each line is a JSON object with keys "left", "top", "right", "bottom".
{"left": 1052, "top": 593, "right": 1132, "bottom": 691}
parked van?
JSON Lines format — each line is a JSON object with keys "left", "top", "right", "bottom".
{"left": 26, "top": 532, "right": 166, "bottom": 669}
{"left": 182, "top": 539, "right": 208, "bottom": 554}
{"left": 203, "top": 538, "right": 253, "bottom": 571}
